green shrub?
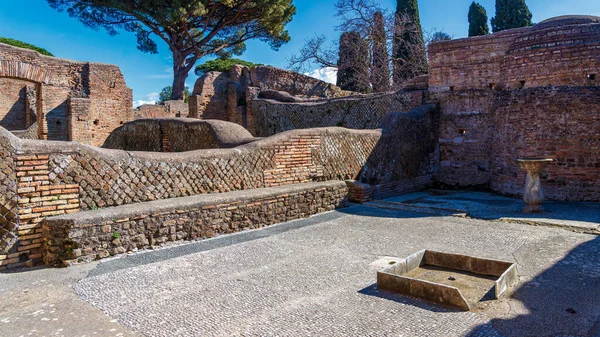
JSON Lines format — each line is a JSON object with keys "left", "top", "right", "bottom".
{"left": 195, "top": 58, "right": 261, "bottom": 77}
{"left": 0, "top": 37, "right": 54, "bottom": 56}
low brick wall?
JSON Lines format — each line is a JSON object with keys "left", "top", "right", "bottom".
{"left": 43, "top": 181, "right": 348, "bottom": 266}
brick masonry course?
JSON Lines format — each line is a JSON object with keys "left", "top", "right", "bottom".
{"left": 42, "top": 181, "right": 348, "bottom": 266}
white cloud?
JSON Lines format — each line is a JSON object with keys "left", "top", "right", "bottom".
{"left": 133, "top": 92, "right": 160, "bottom": 108}
{"left": 147, "top": 92, "right": 160, "bottom": 101}
{"left": 304, "top": 67, "right": 338, "bottom": 85}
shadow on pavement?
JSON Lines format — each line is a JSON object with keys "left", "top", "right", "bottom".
{"left": 358, "top": 283, "right": 464, "bottom": 313}
{"left": 467, "top": 236, "right": 600, "bottom": 337}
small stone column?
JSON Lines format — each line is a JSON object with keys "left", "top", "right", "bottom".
{"left": 516, "top": 159, "right": 553, "bottom": 213}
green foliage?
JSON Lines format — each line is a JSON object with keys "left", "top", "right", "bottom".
{"left": 0, "top": 37, "right": 53, "bottom": 56}
{"left": 491, "top": 0, "right": 533, "bottom": 33}
{"left": 47, "top": 0, "right": 296, "bottom": 100}
{"left": 113, "top": 232, "right": 120, "bottom": 240}
{"left": 468, "top": 2, "right": 490, "bottom": 37}
{"left": 337, "top": 31, "right": 371, "bottom": 94}
{"left": 371, "top": 11, "right": 390, "bottom": 93}
{"left": 195, "top": 58, "right": 261, "bottom": 77}
{"left": 158, "top": 86, "right": 190, "bottom": 104}
{"left": 394, "top": 0, "right": 428, "bottom": 85}
{"left": 431, "top": 31, "right": 452, "bottom": 42}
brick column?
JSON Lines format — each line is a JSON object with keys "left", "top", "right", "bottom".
{"left": 10, "top": 154, "right": 80, "bottom": 268}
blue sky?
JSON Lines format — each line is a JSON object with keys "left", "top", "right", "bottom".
{"left": 1, "top": 0, "right": 599, "bottom": 106}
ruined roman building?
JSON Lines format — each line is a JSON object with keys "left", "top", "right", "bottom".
{"left": 0, "top": 15, "right": 598, "bottom": 270}
{"left": 0, "top": 42, "right": 133, "bottom": 146}
{"left": 430, "top": 15, "right": 600, "bottom": 201}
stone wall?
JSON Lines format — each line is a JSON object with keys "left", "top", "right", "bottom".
{"left": 103, "top": 119, "right": 257, "bottom": 152}
{"left": 0, "top": 42, "right": 133, "bottom": 146}
{"left": 43, "top": 181, "right": 348, "bottom": 265}
{"left": 251, "top": 90, "right": 425, "bottom": 137}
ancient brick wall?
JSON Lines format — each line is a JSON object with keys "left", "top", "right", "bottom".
{"left": 85, "top": 63, "right": 133, "bottom": 146}
{"left": 250, "top": 66, "right": 349, "bottom": 98}
{"left": 135, "top": 100, "right": 189, "bottom": 119}
{"left": 189, "top": 65, "right": 353, "bottom": 133}
{"left": 0, "top": 78, "right": 31, "bottom": 130}
{"left": 428, "top": 28, "right": 525, "bottom": 92}
{"left": 68, "top": 98, "right": 93, "bottom": 144}
{"left": 136, "top": 104, "right": 169, "bottom": 119}
{"left": 103, "top": 119, "right": 256, "bottom": 152}
{"left": 43, "top": 181, "right": 348, "bottom": 265}
{"left": 0, "top": 128, "right": 18, "bottom": 263}
{"left": 0, "top": 124, "right": 390, "bottom": 268}
{"left": 0, "top": 42, "right": 133, "bottom": 145}
{"left": 428, "top": 17, "right": 600, "bottom": 92}
{"left": 503, "top": 23, "right": 600, "bottom": 89}
{"left": 251, "top": 90, "right": 425, "bottom": 137}
{"left": 189, "top": 71, "right": 230, "bottom": 120}
{"left": 432, "top": 86, "right": 600, "bottom": 201}
{"left": 490, "top": 87, "right": 600, "bottom": 201}
{"left": 434, "top": 90, "right": 495, "bottom": 187}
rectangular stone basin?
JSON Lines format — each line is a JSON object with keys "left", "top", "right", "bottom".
{"left": 377, "top": 250, "right": 518, "bottom": 311}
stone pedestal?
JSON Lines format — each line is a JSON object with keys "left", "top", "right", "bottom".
{"left": 516, "top": 159, "right": 553, "bottom": 213}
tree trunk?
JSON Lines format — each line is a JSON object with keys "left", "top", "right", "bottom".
{"left": 171, "top": 54, "right": 188, "bottom": 101}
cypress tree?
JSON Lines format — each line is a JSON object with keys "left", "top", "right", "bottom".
{"left": 371, "top": 12, "right": 391, "bottom": 93}
{"left": 337, "top": 32, "right": 371, "bottom": 93}
{"left": 393, "top": 0, "right": 428, "bottom": 86}
{"left": 491, "top": 0, "right": 533, "bottom": 33}
{"left": 468, "top": 2, "right": 490, "bottom": 37}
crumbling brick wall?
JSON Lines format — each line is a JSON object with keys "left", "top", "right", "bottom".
{"left": 428, "top": 17, "right": 600, "bottom": 91}
{"left": 0, "top": 128, "right": 18, "bottom": 259}
{"left": 0, "top": 42, "right": 133, "bottom": 146}
{"left": 490, "top": 87, "right": 600, "bottom": 201}
{"left": 189, "top": 65, "right": 353, "bottom": 134}
{"left": 135, "top": 100, "right": 189, "bottom": 119}
{"left": 103, "top": 119, "right": 256, "bottom": 152}
{"left": 434, "top": 90, "right": 494, "bottom": 187}
{"left": 0, "top": 78, "right": 31, "bottom": 130}
{"left": 428, "top": 28, "right": 525, "bottom": 92}
{"left": 251, "top": 90, "right": 425, "bottom": 137}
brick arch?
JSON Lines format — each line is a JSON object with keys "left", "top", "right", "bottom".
{"left": 0, "top": 60, "right": 52, "bottom": 84}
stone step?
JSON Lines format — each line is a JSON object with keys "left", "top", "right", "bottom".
{"left": 364, "top": 200, "right": 468, "bottom": 217}
{"left": 42, "top": 180, "right": 349, "bottom": 267}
